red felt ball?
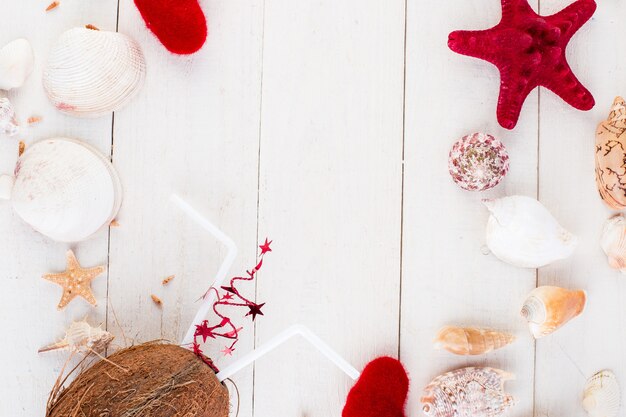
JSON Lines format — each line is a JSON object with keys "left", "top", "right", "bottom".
{"left": 134, "top": 0, "right": 208, "bottom": 55}
{"left": 342, "top": 357, "right": 409, "bottom": 417}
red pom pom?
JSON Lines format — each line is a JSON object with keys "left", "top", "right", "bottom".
{"left": 342, "top": 357, "right": 409, "bottom": 417}
{"left": 134, "top": 0, "right": 207, "bottom": 55}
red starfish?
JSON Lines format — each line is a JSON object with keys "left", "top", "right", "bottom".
{"left": 448, "top": 0, "right": 596, "bottom": 130}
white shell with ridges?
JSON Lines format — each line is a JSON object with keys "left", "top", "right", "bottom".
{"left": 39, "top": 319, "right": 114, "bottom": 353}
{"left": 583, "top": 370, "right": 620, "bottom": 417}
{"left": 0, "top": 38, "right": 34, "bottom": 90}
{"left": 601, "top": 214, "right": 626, "bottom": 274}
{"left": 484, "top": 195, "right": 578, "bottom": 268}
{"left": 43, "top": 27, "right": 145, "bottom": 117}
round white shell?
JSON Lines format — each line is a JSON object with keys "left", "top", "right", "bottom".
{"left": 583, "top": 370, "right": 620, "bottom": 417}
{"left": 10, "top": 138, "right": 122, "bottom": 242}
{"left": 0, "top": 38, "right": 34, "bottom": 90}
{"left": 43, "top": 27, "right": 145, "bottom": 117}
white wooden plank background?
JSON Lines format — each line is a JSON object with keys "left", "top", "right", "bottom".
{"left": 0, "top": 0, "right": 620, "bottom": 416}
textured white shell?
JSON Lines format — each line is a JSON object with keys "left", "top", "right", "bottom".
{"left": 43, "top": 27, "right": 145, "bottom": 117}
{"left": 0, "top": 38, "right": 34, "bottom": 90}
{"left": 39, "top": 319, "right": 114, "bottom": 353}
{"left": 0, "top": 97, "right": 19, "bottom": 136}
{"left": 583, "top": 370, "right": 620, "bottom": 417}
{"left": 484, "top": 196, "right": 578, "bottom": 268}
{"left": 10, "top": 138, "right": 122, "bottom": 242}
{"left": 601, "top": 215, "right": 626, "bottom": 274}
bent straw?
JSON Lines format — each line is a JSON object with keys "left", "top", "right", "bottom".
{"left": 216, "top": 324, "right": 360, "bottom": 382}
{"left": 170, "top": 194, "right": 239, "bottom": 346}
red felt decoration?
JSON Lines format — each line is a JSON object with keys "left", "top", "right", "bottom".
{"left": 134, "top": 0, "right": 207, "bottom": 55}
{"left": 448, "top": 0, "right": 596, "bottom": 130}
{"left": 342, "top": 357, "right": 409, "bottom": 417}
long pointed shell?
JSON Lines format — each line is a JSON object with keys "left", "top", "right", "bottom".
{"left": 583, "top": 370, "right": 620, "bottom": 417}
{"left": 434, "top": 326, "right": 515, "bottom": 355}
{"left": 601, "top": 214, "right": 626, "bottom": 274}
{"left": 521, "top": 286, "right": 586, "bottom": 338}
{"left": 421, "top": 367, "right": 515, "bottom": 417}
{"left": 596, "top": 97, "right": 626, "bottom": 210}
{"left": 0, "top": 38, "right": 34, "bottom": 90}
{"left": 39, "top": 320, "right": 114, "bottom": 353}
{"left": 43, "top": 27, "right": 145, "bottom": 117}
{"left": 484, "top": 196, "right": 578, "bottom": 268}
{"left": 9, "top": 138, "right": 122, "bottom": 242}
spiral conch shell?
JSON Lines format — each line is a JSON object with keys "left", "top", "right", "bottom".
{"left": 434, "top": 326, "right": 515, "bottom": 355}
{"left": 601, "top": 214, "right": 626, "bottom": 274}
{"left": 484, "top": 196, "right": 578, "bottom": 268}
{"left": 0, "top": 138, "right": 122, "bottom": 242}
{"left": 421, "top": 367, "right": 515, "bottom": 417}
{"left": 43, "top": 27, "right": 145, "bottom": 117}
{"left": 596, "top": 97, "right": 626, "bottom": 210}
{"left": 583, "top": 370, "right": 620, "bottom": 417}
{"left": 39, "top": 319, "right": 114, "bottom": 353}
{"left": 521, "top": 286, "right": 586, "bottom": 338}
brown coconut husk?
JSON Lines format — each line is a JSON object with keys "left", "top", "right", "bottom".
{"left": 47, "top": 342, "right": 229, "bottom": 417}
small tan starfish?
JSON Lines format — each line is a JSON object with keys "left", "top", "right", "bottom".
{"left": 43, "top": 250, "right": 105, "bottom": 310}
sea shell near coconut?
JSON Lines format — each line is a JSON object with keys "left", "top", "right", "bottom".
{"left": 601, "top": 214, "right": 626, "bottom": 274}
{"left": 521, "top": 286, "right": 586, "bottom": 339}
{"left": 596, "top": 97, "right": 626, "bottom": 210}
{"left": 583, "top": 370, "right": 620, "bottom": 417}
{"left": 484, "top": 195, "right": 578, "bottom": 268}
{"left": 43, "top": 27, "right": 146, "bottom": 117}
{"left": 39, "top": 319, "right": 114, "bottom": 354}
{"left": 433, "top": 326, "right": 515, "bottom": 356}
{"left": 448, "top": 133, "right": 509, "bottom": 191}
{"left": 421, "top": 367, "right": 515, "bottom": 417}
{"left": 0, "top": 138, "right": 122, "bottom": 242}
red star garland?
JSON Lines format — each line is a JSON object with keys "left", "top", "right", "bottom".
{"left": 192, "top": 239, "right": 273, "bottom": 367}
{"left": 448, "top": 0, "right": 596, "bottom": 130}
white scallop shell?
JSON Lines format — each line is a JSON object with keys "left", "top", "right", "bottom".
{"left": 43, "top": 27, "right": 145, "bottom": 117}
{"left": 1, "top": 138, "right": 122, "bottom": 242}
{"left": 583, "top": 370, "right": 620, "bottom": 417}
{"left": 0, "top": 38, "right": 34, "bottom": 90}
{"left": 484, "top": 196, "right": 578, "bottom": 268}
{"left": 601, "top": 215, "right": 626, "bottom": 274}
{"left": 39, "top": 319, "right": 114, "bottom": 353}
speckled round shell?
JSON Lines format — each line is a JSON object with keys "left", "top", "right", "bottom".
{"left": 448, "top": 133, "right": 509, "bottom": 191}
{"left": 43, "top": 27, "right": 145, "bottom": 117}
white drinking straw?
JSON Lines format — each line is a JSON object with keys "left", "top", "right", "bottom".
{"left": 216, "top": 324, "right": 360, "bottom": 382}
{"left": 170, "top": 194, "right": 239, "bottom": 346}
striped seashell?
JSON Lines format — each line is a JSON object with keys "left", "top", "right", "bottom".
{"left": 43, "top": 27, "right": 145, "bottom": 117}
{"left": 521, "top": 286, "right": 586, "bottom": 339}
{"left": 434, "top": 326, "right": 515, "bottom": 355}
{"left": 583, "top": 370, "right": 620, "bottom": 417}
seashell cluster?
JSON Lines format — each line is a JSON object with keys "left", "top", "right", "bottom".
{"left": 434, "top": 326, "right": 515, "bottom": 356}
{"left": 421, "top": 367, "right": 515, "bottom": 417}
{"left": 0, "top": 38, "right": 34, "bottom": 91}
{"left": 521, "top": 286, "right": 586, "bottom": 339}
{"left": 43, "top": 27, "right": 146, "bottom": 117}
{"left": 0, "top": 138, "right": 122, "bottom": 242}
{"left": 448, "top": 133, "right": 509, "bottom": 191}
{"left": 583, "top": 370, "right": 620, "bottom": 417}
{"left": 484, "top": 195, "right": 578, "bottom": 268}
{"left": 596, "top": 97, "right": 626, "bottom": 210}
{"left": 39, "top": 319, "right": 114, "bottom": 353}
{"left": 601, "top": 214, "right": 626, "bottom": 274}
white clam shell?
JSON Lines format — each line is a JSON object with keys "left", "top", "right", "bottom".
{"left": 601, "top": 214, "right": 626, "bottom": 274}
{"left": 4, "top": 138, "right": 122, "bottom": 242}
{"left": 43, "top": 27, "right": 145, "bottom": 117}
{"left": 583, "top": 370, "right": 620, "bottom": 417}
{"left": 484, "top": 196, "right": 578, "bottom": 268}
{"left": 0, "top": 38, "right": 34, "bottom": 90}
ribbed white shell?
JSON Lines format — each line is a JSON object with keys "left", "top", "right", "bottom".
{"left": 10, "top": 138, "right": 122, "bottom": 242}
{"left": 583, "top": 370, "right": 620, "bottom": 417}
{"left": 601, "top": 215, "right": 626, "bottom": 274}
{"left": 43, "top": 27, "right": 145, "bottom": 117}
{"left": 0, "top": 38, "right": 34, "bottom": 90}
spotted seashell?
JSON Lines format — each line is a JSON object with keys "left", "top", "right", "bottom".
{"left": 421, "top": 367, "right": 515, "bottom": 417}
{"left": 448, "top": 133, "right": 509, "bottom": 191}
{"left": 596, "top": 97, "right": 626, "bottom": 209}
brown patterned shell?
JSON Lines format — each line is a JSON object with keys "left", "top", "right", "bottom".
{"left": 433, "top": 326, "right": 515, "bottom": 355}
{"left": 596, "top": 97, "right": 626, "bottom": 210}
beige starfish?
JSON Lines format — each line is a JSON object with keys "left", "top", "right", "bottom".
{"left": 43, "top": 250, "right": 105, "bottom": 310}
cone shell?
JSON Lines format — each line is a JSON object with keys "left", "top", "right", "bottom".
{"left": 0, "top": 38, "right": 34, "bottom": 90}
{"left": 601, "top": 214, "right": 626, "bottom": 274}
{"left": 434, "top": 326, "right": 515, "bottom": 355}
{"left": 448, "top": 133, "right": 509, "bottom": 191}
{"left": 583, "top": 370, "right": 620, "bottom": 417}
{"left": 8, "top": 138, "right": 122, "bottom": 242}
{"left": 421, "top": 367, "right": 515, "bottom": 417}
{"left": 596, "top": 97, "right": 626, "bottom": 210}
{"left": 484, "top": 196, "right": 578, "bottom": 268}
{"left": 43, "top": 27, "right": 145, "bottom": 117}
{"left": 38, "top": 319, "right": 114, "bottom": 353}
{"left": 521, "top": 286, "right": 586, "bottom": 338}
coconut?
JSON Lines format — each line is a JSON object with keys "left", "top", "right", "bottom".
{"left": 47, "top": 343, "right": 229, "bottom": 417}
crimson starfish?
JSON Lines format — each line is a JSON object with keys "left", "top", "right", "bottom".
{"left": 448, "top": 0, "right": 596, "bottom": 130}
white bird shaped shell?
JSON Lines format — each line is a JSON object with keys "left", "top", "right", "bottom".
{"left": 0, "top": 38, "right": 34, "bottom": 91}
{"left": 601, "top": 214, "right": 626, "bottom": 274}
{"left": 421, "top": 367, "right": 515, "bottom": 417}
{"left": 521, "top": 286, "right": 586, "bottom": 339}
{"left": 484, "top": 196, "right": 578, "bottom": 268}
{"left": 43, "top": 27, "right": 145, "bottom": 117}
{"left": 39, "top": 319, "right": 114, "bottom": 353}
{"left": 583, "top": 370, "right": 620, "bottom": 417}
{"left": 0, "top": 138, "right": 122, "bottom": 242}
